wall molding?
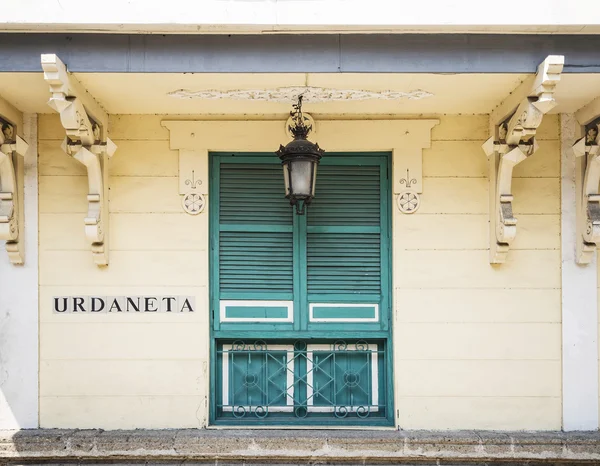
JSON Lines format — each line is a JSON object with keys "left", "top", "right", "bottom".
{"left": 162, "top": 118, "right": 438, "bottom": 216}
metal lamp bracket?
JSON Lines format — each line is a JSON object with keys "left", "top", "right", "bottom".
{"left": 483, "top": 55, "right": 564, "bottom": 264}
{"left": 42, "top": 53, "right": 117, "bottom": 266}
{"left": 0, "top": 119, "right": 28, "bottom": 264}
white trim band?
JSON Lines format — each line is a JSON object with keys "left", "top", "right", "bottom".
{"left": 219, "top": 300, "right": 294, "bottom": 323}
{"left": 309, "top": 303, "right": 379, "bottom": 323}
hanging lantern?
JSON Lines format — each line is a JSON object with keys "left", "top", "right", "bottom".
{"left": 276, "top": 95, "right": 324, "bottom": 215}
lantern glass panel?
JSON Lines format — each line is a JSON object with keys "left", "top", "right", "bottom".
{"left": 311, "top": 164, "right": 318, "bottom": 197}
{"left": 282, "top": 162, "right": 291, "bottom": 197}
{"left": 290, "top": 160, "right": 313, "bottom": 197}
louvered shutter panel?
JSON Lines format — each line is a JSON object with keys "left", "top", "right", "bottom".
{"left": 306, "top": 161, "right": 385, "bottom": 325}
{"left": 218, "top": 163, "right": 294, "bottom": 297}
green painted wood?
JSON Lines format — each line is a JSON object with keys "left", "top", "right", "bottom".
{"left": 225, "top": 305, "right": 289, "bottom": 319}
{"left": 217, "top": 161, "right": 294, "bottom": 299}
{"left": 213, "top": 330, "right": 388, "bottom": 339}
{"left": 210, "top": 152, "right": 393, "bottom": 426}
{"left": 307, "top": 225, "right": 380, "bottom": 234}
{"left": 307, "top": 162, "right": 385, "bottom": 303}
{"left": 220, "top": 292, "right": 294, "bottom": 301}
{"left": 220, "top": 224, "right": 293, "bottom": 233}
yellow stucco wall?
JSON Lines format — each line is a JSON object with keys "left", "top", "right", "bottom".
{"left": 38, "top": 113, "right": 561, "bottom": 430}
{"left": 394, "top": 115, "right": 561, "bottom": 430}
{"left": 39, "top": 114, "right": 209, "bottom": 428}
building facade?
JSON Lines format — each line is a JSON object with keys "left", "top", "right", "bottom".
{"left": 1, "top": 2, "right": 600, "bottom": 462}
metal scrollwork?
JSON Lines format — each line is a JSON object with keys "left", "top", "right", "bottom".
{"left": 294, "top": 406, "right": 308, "bottom": 418}
{"left": 218, "top": 340, "right": 385, "bottom": 422}
{"left": 254, "top": 405, "right": 268, "bottom": 418}
{"left": 232, "top": 406, "right": 247, "bottom": 418}
{"left": 355, "top": 340, "right": 369, "bottom": 351}
{"left": 334, "top": 406, "right": 349, "bottom": 419}
{"left": 356, "top": 406, "right": 370, "bottom": 419}
{"left": 333, "top": 340, "right": 348, "bottom": 351}
{"left": 253, "top": 340, "right": 267, "bottom": 351}
{"left": 232, "top": 340, "right": 246, "bottom": 351}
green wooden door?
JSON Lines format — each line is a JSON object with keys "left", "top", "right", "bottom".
{"left": 210, "top": 152, "right": 392, "bottom": 425}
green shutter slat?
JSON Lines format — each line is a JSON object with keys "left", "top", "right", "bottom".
{"left": 309, "top": 166, "right": 381, "bottom": 227}
{"left": 218, "top": 161, "right": 293, "bottom": 295}
{"left": 219, "top": 231, "right": 293, "bottom": 294}
{"left": 218, "top": 159, "right": 384, "bottom": 302}
{"left": 307, "top": 164, "right": 382, "bottom": 296}
{"left": 220, "top": 164, "right": 291, "bottom": 225}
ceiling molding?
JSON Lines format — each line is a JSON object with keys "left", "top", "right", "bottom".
{"left": 168, "top": 86, "right": 433, "bottom": 102}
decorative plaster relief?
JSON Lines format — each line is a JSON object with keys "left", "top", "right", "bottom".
{"left": 393, "top": 148, "right": 423, "bottom": 213}
{"left": 179, "top": 150, "right": 208, "bottom": 216}
{"left": 397, "top": 190, "right": 420, "bottom": 214}
{"left": 168, "top": 86, "right": 433, "bottom": 102}
{"left": 0, "top": 120, "right": 28, "bottom": 264}
{"left": 182, "top": 192, "right": 206, "bottom": 215}
{"left": 483, "top": 55, "right": 564, "bottom": 264}
{"left": 42, "top": 53, "right": 117, "bottom": 266}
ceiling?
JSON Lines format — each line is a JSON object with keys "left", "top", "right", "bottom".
{"left": 1, "top": 72, "right": 599, "bottom": 115}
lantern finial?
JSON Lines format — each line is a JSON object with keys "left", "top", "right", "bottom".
{"left": 288, "top": 95, "right": 312, "bottom": 140}
{"left": 276, "top": 96, "right": 324, "bottom": 215}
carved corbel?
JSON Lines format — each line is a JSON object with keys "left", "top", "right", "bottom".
{"left": 0, "top": 119, "right": 28, "bottom": 264}
{"left": 483, "top": 55, "right": 564, "bottom": 263}
{"left": 42, "top": 54, "right": 117, "bottom": 266}
{"left": 572, "top": 120, "right": 600, "bottom": 264}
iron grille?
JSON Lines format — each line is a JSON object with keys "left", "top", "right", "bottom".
{"left": 215, "top": 340, "right": 390, "bottom": 424}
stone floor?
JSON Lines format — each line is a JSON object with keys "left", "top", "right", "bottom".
{"left": 1, "top": 429, "right": 599, "bottom": 465}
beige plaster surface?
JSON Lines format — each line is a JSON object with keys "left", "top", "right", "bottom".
{"left": 37, "top": 114, "right": 562, "bottom": 430}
